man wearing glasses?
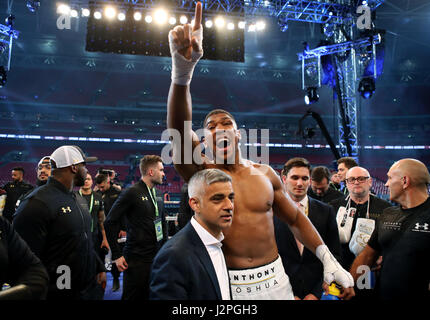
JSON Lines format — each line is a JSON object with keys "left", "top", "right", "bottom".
{"left": 329, "top": 166, "right": 391, "bottom": 299}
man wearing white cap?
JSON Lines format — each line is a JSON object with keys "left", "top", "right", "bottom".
{"left": 14, "top": 145, "right": 106, "bottom": 300}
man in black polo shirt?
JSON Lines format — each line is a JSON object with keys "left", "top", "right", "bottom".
{"left": 104, "top": 155, "right": 168, "bottom": 300}
{"left": 351, "top": 159, "right": 430, "bottom": 300}
{"left": 13, "top": 145, "right": 106, "bottom": 300}
{"left": 76, "top": 173, "right": 109, "bottom": 263}
{"left": 2, "top": 167, "right": 33, "bottom": 222}
{"left": 95, "top": 173, "right": 123, "bottom": 292}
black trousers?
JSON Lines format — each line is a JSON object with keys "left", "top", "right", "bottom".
{"left": 122, "top": 256, "right": 152, "bottom": 301}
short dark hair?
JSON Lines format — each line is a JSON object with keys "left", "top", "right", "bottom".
{"left": 311, "top": 166, "right": 331, "bottom": 183}
{"left": 203, "top": 109, "right": 236, "bottom": 128}
{"left": 337, "top": 157, "right": 358, "bottom": 169}
{"left": 12, "top": 167, "right": 25, "bottom": 175}
{"left": 95, "top": 173, "right": 109, "bottom": 185}
{"left": 282, "top": 157, "right": 311, "bottom": 177}
{"left": 139, "top": 155, "right": 162, "bottom": 176}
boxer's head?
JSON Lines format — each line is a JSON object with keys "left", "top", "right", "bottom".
{"left": 203, "top": 109, "right": 241, "bottom": 164}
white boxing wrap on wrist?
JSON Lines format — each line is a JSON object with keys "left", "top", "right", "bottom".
{"left": 168, "top": 26, "right": 203, "bottom": 86}
{"left": 316, "top": 244, "right": 354, "bottom": 289}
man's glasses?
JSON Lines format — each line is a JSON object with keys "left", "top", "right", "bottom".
{"left": 345, "top": 176, "right": 370, "bottom": 184}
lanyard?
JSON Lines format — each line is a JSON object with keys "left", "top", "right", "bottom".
{"left": 79, "top": 190, "right": 94, "bottom": 232}
{"left": 145, "top": 184, "right": 159, "bottom": 218}
{"left": 345, "top": 195, "right": 370, "bottom": 219}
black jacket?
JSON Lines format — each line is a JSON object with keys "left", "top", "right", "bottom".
{"left": 2, "top": 180, "right": 33, "bottom": 222}
{"left": 0, "top": 216, "right": 48, "bottom": 300}
{"left": 104, "top": 180, "right": 168, "bottom": 262}
{"left": 150, "top": 222, "right": 225, "bottom": 300}
{"left": 274, "top": 197, "right": 341, "bottom": 299}
{"left": 13, "top": 177, "right": 105, "bottom": 299}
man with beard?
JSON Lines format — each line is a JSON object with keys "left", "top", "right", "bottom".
{"left": 2, "top": 167, "right": 33, "bottom": 222}
{"left": 165, "top": 2, "right": 354, "bottom": 300}
{"left": 105, "top": 155, "right": 168, "bottom": 300}
{"left": 35, "top": 156, "right": 52, "bottom": 186}
{"left": 14, "top": 156, "right": 52, "bottom": 213}
{"left": 13, "top": 146, "right": 106, "bottom": 300}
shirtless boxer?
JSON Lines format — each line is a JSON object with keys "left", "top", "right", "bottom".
{"left": 166, "top": 2, "right": 354, "bottom": 300}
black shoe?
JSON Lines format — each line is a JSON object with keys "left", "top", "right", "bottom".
{"left": 112, "top": 278, "right": 120, "bottom": 292}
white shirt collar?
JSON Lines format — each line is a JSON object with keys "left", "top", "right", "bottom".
{"left": 191, "top": 216, "right": 224, "bottom": 248}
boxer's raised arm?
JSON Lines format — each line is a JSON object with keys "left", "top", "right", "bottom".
{"left": 167, "top": 2, "right": 204, "bottom": 182}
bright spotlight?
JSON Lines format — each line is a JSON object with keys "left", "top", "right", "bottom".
{"left": 168, "top": 17, "right": 176, "bottom": 25}
{"left": 248, "top": 24, "right": 256, "bottom": 32}
{"left": 227, "top": 22, "right": 235, "bottom": 30}
{"left": 256, "top": 21, "right": 265, "bottom": 31}
{"left": 154, "top": 9, "right": 168, "bottom": 24}
{"left": 104, "top": 6, "right": 116, "bottom": 19}
{"left": 57, "top": 4, "right": 71, "bottom": 15}
{"left": 94, "top": 11, "right": 102, "bottom": 19}
{"left": 118, "top": 12, "right": 126, "bottom": 21}
{"left": 70, "top": 9, "right": 78, "bottom": 18}
{"left": 82, "top": 8, "right": 90, "bottom": 17}
{"left": 205, "top": 20, "right": 213, "bottom": 28}
{"left": 134, "top": 11, "right": 142, "bottom": 21}
{"left": 145, "top": 15, "right": 153, "bottom": 23}
{"left": 238, "top": 21, "right": 246, "bottom": 29}
{"left": 215, "top": 16, "right": 225, "bottom": 28}
{"left": 179, "top": 15, "right": 188, "bottom": 24}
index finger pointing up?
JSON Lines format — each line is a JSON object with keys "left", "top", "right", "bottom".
{"left": 193, "top": 1, "right": 202, "bottom": 31}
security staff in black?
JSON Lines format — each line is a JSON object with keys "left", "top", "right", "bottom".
{"left": 104, "top": 155, "right": 168, "bottom": 300}
{"left": 13, "top": 145, "right": 106, "bottom": 300}
{"left": 350, "top": 159, "right": 430, "bottom": 301}
{"left": 95, "top": 173, "right": 123, "bottom": 291}
{"left": 0, "top": 216, "right": 49, "bottom": 300}
{"left": 2, "top": 167, "right": 33, "bottom": 223}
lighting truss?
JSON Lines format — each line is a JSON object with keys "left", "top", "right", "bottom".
{"left": 0, "top": 23, "right": 20, "bottom": 71}
{"left": 298, "top": 34, "right": 381, "bottom": 61}
{"left": 294, "top": 1, "right": 384, "bottom": 160}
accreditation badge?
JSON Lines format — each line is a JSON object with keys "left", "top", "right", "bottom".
{"left": 154, "top": 218, "right": 163, "bottom": 242}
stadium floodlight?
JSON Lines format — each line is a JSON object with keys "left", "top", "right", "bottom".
{"left": 145, "top": 15, "right": 153, "bottom": 23}
{"left": 179, "top": 15, "right": 188, "bottom": 24}
{"left": 104, "top": 6, "right": 116, "bottom": 19}
{"left": 82, "top": 8, "right": 90, "bottom": 17}
{"left": 154, "top": 9, "right": 168, "bottom": 25}
{"left": 215, "top": 16, "right": 225, "bottom": 28}
{"left": 134, "top": 11, "right": 142, "bottom": 21}
{"left": 94, "top": 11, "right": 102, "bottom": 19}
{"left": 168, "top": 17, "right": 176, "bottom": 25}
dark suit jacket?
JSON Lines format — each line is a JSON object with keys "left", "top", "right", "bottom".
{"left": 149, "top": 222, "right": 226, "bottom": 300}
{"left": 274, "top": 196, "right": 341, "bottom": 299}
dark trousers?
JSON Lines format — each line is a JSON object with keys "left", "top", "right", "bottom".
{"left": 122, "top": 256, "right": 152, "bottom": 301}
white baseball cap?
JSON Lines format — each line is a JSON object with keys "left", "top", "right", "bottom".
{"left": 50, "top": 145, "right": 97, "bottom": 169}
{"left": 37, "top": 156, "right": 51, "bottom": 167}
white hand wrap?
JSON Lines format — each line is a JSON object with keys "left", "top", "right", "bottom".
{"left": 168, "top": 26, "right": 203, "bottom": 86}
{"left": 316, "top": 244, "right": 354, "bottom": 289}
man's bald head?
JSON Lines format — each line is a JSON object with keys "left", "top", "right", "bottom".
{"left": 346, "top": 166, "right": 371, "bottom": 179}
{"left": 391, "top": 159, "right": 430, "bottom": 188}
{"left": 345, "top": 166, "right": 372, "bottom": 200}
